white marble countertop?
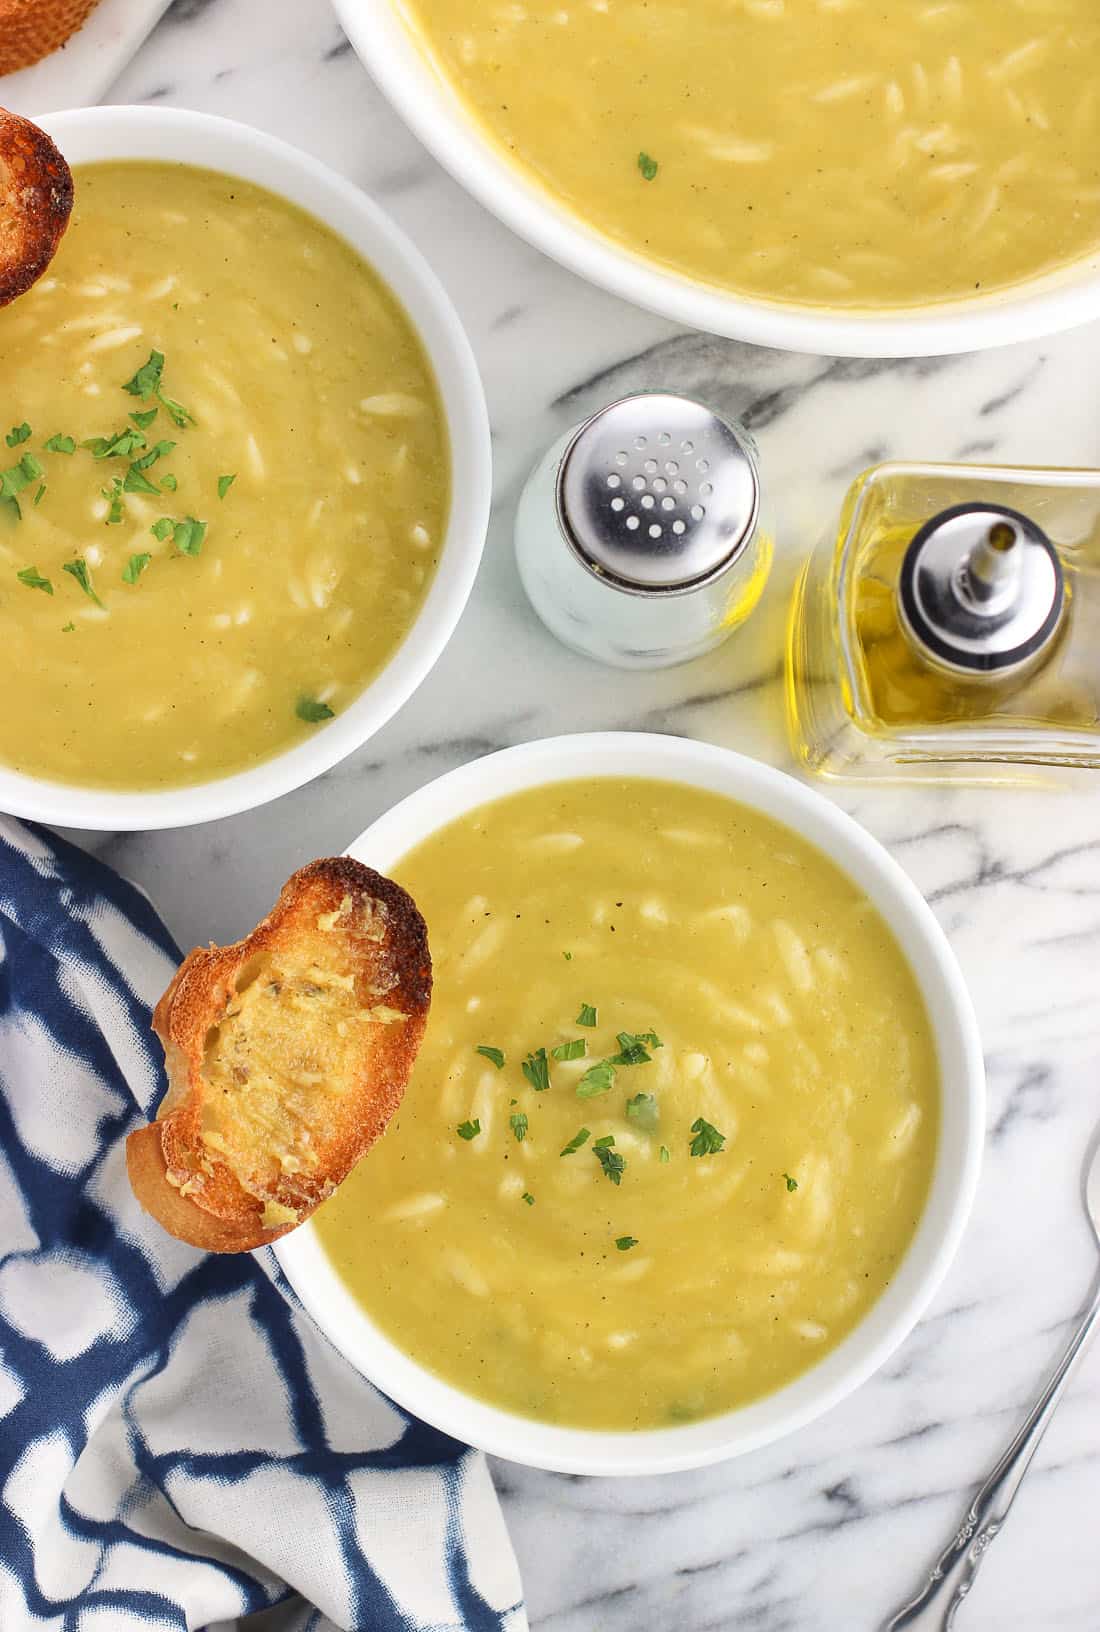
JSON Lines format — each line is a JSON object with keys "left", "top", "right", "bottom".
{"left": 46, "top": 0, "right": 1100, "bottom": 1625}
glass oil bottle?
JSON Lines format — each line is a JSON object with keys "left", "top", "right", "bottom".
{"left": 786, "top": 461, "right": 1100, "bottom": 782}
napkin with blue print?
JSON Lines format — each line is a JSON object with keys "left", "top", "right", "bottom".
{"left": 0, "top": 816, "right": 526, "bottom": 1632}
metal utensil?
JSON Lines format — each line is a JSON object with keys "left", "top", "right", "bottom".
{"left": 884, "top": 1123, "right": 1100, "bottom": 1630}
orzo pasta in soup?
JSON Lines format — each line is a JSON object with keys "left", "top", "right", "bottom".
{"left": 399, "top": 0, "right": 1100, "bottom": 308}
{"left": 0, "top": 162, "right": 448, "bottom": 789}
{"left": 315, "top": 778, "right": 940, "bottom": 1430}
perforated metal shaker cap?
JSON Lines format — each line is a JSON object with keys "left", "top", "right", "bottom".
{"left": 555, "top": 393, "right": 759, "bottom": 595}
{"left": 898, "top": 502, "right": 1066, "bottom": 675}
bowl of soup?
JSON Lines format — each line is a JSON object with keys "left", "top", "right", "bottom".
{"left": 333, "top": 0, "right": 1100, "bottom": 356}
{"left": 274, "top": 733, "right": 984, "bottom": 1474}
{"left": 0, "top": 105, "right": 489, "bottom": 829}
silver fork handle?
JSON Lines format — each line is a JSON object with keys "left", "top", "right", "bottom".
{"left": 883, "top": 1276, "right": 1100, "bottom": 1631}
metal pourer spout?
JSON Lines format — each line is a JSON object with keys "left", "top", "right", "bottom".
{"left": 898, "top": 502, "right": 1066, "bottom": 677}
{"left": 954, "top": 518, "right": 1023, "bottom": 616}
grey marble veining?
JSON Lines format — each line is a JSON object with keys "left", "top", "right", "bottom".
{"left": 51, "top": 1, "right": 1100, "bottom": 1625}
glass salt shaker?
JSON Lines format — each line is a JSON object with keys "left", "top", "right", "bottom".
{"left": 514, "top": 392, "right": 773, "bottom": 669}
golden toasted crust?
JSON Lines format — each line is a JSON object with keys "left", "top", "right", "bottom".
{"left": 0, "top": 107, "right": 73, "bottom": 306}
{"left": 0, "top": 0, "right": 100, "bottom": 75}
{"left": 126, "top": 858, "right": 432, "bottom": 1254}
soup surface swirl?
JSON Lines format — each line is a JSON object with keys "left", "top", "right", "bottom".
{"left": 316, "top": 778, "right": 940, "bottom": 1430}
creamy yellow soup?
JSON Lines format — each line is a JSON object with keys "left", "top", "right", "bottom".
{"left": 401, "top": 0, "right": 1100, "bottom": 308}
{"left": 316, "top": 778, "right": 939, "bottom": 1430}
{"left": 0, "top": 162, "right": 448, "bottom": 789}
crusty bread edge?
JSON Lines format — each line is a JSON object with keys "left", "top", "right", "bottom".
{"left": 125, "top": 1122, "right": 272, "bottom": 1254}
{"left": 0, "top": 1, "right": 101, "bottom": 76}
{"left": 126, "top": 858, "right": 432, "bottom": 1254}
{"left": 0, "top": 109, "right": 74, "bottom": 307}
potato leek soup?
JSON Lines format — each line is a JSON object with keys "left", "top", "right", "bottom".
{"left": 401, "top": 0, "right": 1100, "bottom": 309}
{"left": 315, "top": 778, "right": 940, "bottom": 1431}
{"left": 0, "top": 162, "right": 448, "bottom": 789}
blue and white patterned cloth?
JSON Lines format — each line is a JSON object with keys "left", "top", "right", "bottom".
{"left": 0, "top": 817, "right": 526, "bottom": 1632}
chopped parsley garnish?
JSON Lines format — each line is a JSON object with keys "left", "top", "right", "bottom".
{"left": 456, "top": 1119, "right": 481, "bottom": 1141}
{"left": 576, "top": 1059, "right": 616, "bottom": 1099}
{"left": 83, "top": 427, "right": 146, "bottom": 461}
{"left": 609, "top": 1032, "right": 654, "bottom": 1066}
{"left": 6, "top": 423, "right": 31, "bottom": 447}
{"left": 689, "top": 1117, "right": 726, "bottom": 1158}
{"left": 140, "top": 513, "right": 205, "bottom": 552}
{"left": 33, "top": 484, "right": 45, "bottom": 507}
{"left": 104, "top": 479, "right": 125, "bottom": 525}
{"left": 131, "top": 439, "right": 176, "bottom": 473}
{"left": 171, "top": 517, "right": 206, "bottom": 556}
{"left": 659, "top": 1144, "right": 670, "bottom": 1164}
{"left": 129, "top": 409, "right": 158, "bottom": 431}
{"left": 44, "top": 433, "right": 76, "bottom": 454}
{"left": 563, "top": 951, "right": 572, "bottom": 961}
{"left": 160, "top": 473, "right": 178, "bottom": 492}
{"left": 1, "top": 456, "right": 32, "bottom": 496}
{"left": 522, "top": 1191, "right": 535, "bottom": 1206}
{"left": 0, "top": 454, "right": 42, "bottom": 517}
{"left": 609, "top": 1029, "right": 662, "bottom": 1066}
{"left": 509, "top": 1112, "right": 528, "bottom": 1142}
{"left": 576, "top": 1002, "right": 597, "bottom": 1027}
{"left": 122, "top": 350, "right": 195, "bottom": 428}
{"left": 123, "top": 465, "right": 161, "bottom": 496}
{"left": 612, "top": 1043, "right": 649, "bottom": 1066}
{"left": 158, "top": 393, "right": 195, "bottom": 430}
{"left": 61, "top": 622, "right": 75, "bottom": 633}
{"left": 296, "top": 696, "right": 335, "bottom": 723}
{"left": 476, "top": 1045, "right": 505, "bottom": 1069}
{"left": 638, "top": 151, "right": 659, "bottom": 181}
{"left": 123, "top": 350, "right": 165, "bottom": 401}
{"left": 522, "top": 1047, "right": 551, "bottom": 1092}
{"left": 551, "top": 1038, "right": 586, "bottom": 1061}
{"left": 560, "top": 1127, "right": 590, "bottom": 1156}
{"left": 17, "top": 566, "right": 52, "bottom": 594}
{"left": 625, "top": 1091, "right": 659, "bottom": 1131}
{"left": 593, "top": 1134, "right": 615, "bottom": 1148}
{"left": 615, "top": 1235, "right": 638, "bottom": 1251}
{"left": 594, "top": 1141, "right": 625, "bottom": 1185}
{"left": 62, "top": 558, "right": 102, "bottom": 607}
{"left": 784, "top": 1172, "right": 799, "bottom": 1192}
{"left": 122, "top": 553, "right": 151, "bottom": 585}
{"left": 217, "top": 474, "right": 236, "bottom": 500}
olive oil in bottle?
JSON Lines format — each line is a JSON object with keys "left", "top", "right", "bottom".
{"left": 786, "top": 461, "right": 1100, "bottom": 782}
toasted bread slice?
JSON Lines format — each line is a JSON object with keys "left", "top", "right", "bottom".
{"left": 0, "top": 0, "right": 100, "bottom": 75}
{"left": 126, "top": 858, "right": 432, "bottom": 1254}
{"left": 0, "top": 107, "right": 73, "bottom": 307}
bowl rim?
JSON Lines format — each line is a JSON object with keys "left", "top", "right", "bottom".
{"left": 3, "top": 104, "right": 490, "bottom": 831}
{"left": 273, "top": 732, "right": 986, "bottom": 1476}
{"left": 333, "top": 0, "right": 1100, "bottom": 359}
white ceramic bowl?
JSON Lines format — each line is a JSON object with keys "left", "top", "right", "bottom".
{"left": 274, "top": 733, "right": 985, "bottom": 1475}
{"left": 3, "top": 106, "right": 490, "bottom": 831}
{"left": 334, "top": 0, "right": 1100, "bottom": 358}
